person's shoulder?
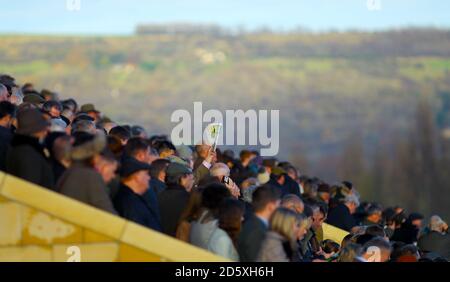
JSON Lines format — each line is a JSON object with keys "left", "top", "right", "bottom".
{"left": 115, "top": 185, "right": 135, "bottom": 199}
{"left": 265, "top": 230, "right": 283, "bottom": 240}
{"left": 114, "top": 186, "right": 137, "bottom": 206}
{"left": 210, "top": 227, "right": 231, "bottom": 244}
{"left": 9, "top": 143, "right": 36, "bottom": 155}
{"left": 243, "top": 214, "right": 266, "bottom": 232}
{"left": 164, "top": 186, "right": 189, "bottom": 198}
{"left": 71, "top": 166, "right": 104, "bottom": 181}
{"left": 243, "top": 214, "right": 258, "bottom": 226}
{"left": 0, "top": 126, "right": 13, "bottom": 140}
{"left": 211, "top": 226, "right": 228, "bottom": 238}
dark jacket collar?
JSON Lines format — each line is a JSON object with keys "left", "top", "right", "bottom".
{"left": 0, "top": 125, "right": 13, "bottom": 141}
{"left": 151, "top": 178, "right": 166, "bottom": 186}
{"left": 120, "top": 182, "right": 140, "bottom": 195}
{"left": 11, "top": 134, "right": 46, "bottom": 158}
{"left": 339, "top": 203, "right": 351, "bottom": 214}
{"left": 119, "top": 183, "right": 151, "bottom": 206}
{"left": 0, "top": 125, "right": 13, "bottom": 134}
{"left": 166, "top": 183, "right": 188, "bottom": 192}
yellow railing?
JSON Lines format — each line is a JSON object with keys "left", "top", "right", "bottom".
{"left": 0, "top": 171, "right": 228, "bottom": 262}
{"left": 0, "top": 171, "right": 349, "bottom": 262}
{"left": 322, "top": 223, "right": 349, "bottom": 245}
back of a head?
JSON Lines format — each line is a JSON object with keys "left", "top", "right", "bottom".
{"left": 391, "top": 244, "right": 418, "bottom": 262}
{"left": 341, "top": 234, "right": 355, "bottom": 249}
{"left": 322, "top": 239, "right": 340, "bottom": 254}
{"left": 337, "top": 242, "right": 362, "bottom": 262}
{"left": 107, "top": 135, "right": 123, "bottom": 157}
{"left": 355, "top": 233, "right": 375, "bottom": 245}
{"left": 155, "top": 140, "right": 176, "bottom": 155}
{"left": 179, "top": 188, "right": 204, "bottom": 223}
{"left": 278, "top": 163, "right": 298, "bottom": 178}
{"left": 201, "top": 183, "right": 232, "bottom": 215}
{"left": 362, "top": 237, "right": 391, "bottom": 257}
{"left": 302, "top": 179, "right": 319, "bottom": 198}
{"left": 131, "top": 125, "right": 147, "bottom": 138}
{"left": 124, "top": 137, "right": 149, "bottom": 158}
{"left": 109, "top": 126, "right": 131, "bottom": 142}
{"left": 280, "top": 194, "right": 303, "bottom": 213}
{"left": 383, "top": 207, "right": 397, "bottom": 224}
{"left": 252, "top": 184, "right": 281, "bottom": 213}
{"left": 0, "top": 101, "right": 17, "bottom": 119}
{"left": 71, "top": 119, "right": 96, "bottom": 135}
{"left": 42, "top": 100, "right": 62, "bottom": 113}
{"left": 61, "top": 98, "right": 78, "bottom": 112}
{"left": 149, "top": 158, "right": 170, "bottom": 179}
{"left": 51, "top": 135, "right": 72, "bottom": 162}
{"left": 365, "top": 225, "right": 386, "bottom": 238}
{"left": 218, "top": 198, "right": 245, "bottom": 242}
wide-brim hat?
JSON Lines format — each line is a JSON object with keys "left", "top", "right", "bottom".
{"left": 16, "top": 108, "right": 50, "bottom": 135}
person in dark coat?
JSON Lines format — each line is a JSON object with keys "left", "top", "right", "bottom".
{"left": 282, "top": 174, "right": 302, "bottom": 198}
{"left": 113, "top": 158, "right": 162, "bottom": 231}
{"left": 418, "top": 215, "right": 450, "bottom": 260}
{"left": 238, "top": 185, "right": 281, "bottom": 262}
{"left": 158, "top": 162, "right": 194, "bottom": 237}
{"left": 6, "top": 108, "right": 54, "bottom": 189}
{"left": 392, "top": 213, "right": 424, "bottom": 244}
{"left": 230, "top": 150, "right": 257, "bottom": 185}
{"left": 326, "top": 194, "right": 359, "bottom": 232}
{"left": 268, "top": 166, "right": 289, "bottom": 196}
{"left": 0, "top": 101, "right": 16, "bottom": 171}
{"left": 57, "top": 133, "right": 117, "bottom": 214}
{"left": 122, "top": 137, "right": 163, "bottom": 231}
{"left": 45, "top": 132, "right": 71, "bottom": 183}
{"left": 149, "top": 158, "right": 170, "bottom": 195}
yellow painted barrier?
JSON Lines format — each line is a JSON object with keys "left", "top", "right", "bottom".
{"left": 322, "top": 223, "right": 350, "bottom": 245}
{"left": 0, "top": 171, "right": 350, "bottom": 261}
{"left": 0, "top": 171, "right": 228, "bottom": 262}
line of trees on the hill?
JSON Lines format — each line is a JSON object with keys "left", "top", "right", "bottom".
{"left": 332, "top": 94, "right": 450, "bottom": 219}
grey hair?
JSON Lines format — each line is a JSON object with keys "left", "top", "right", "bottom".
{"left": 429, "top": 215, "right": 446, "bottom": 232}
{"left": 210, "top": 162, "right": 230, "bottom": 177}
{"left": 344, "top": 194, "right": 360, "bottom": 207}
{"left": 280, "top": 194, "right": 304, "bottom": 209}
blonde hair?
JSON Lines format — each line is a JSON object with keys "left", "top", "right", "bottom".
{"left": 337, "top": 242, "right": 361, "bottom": 262}
{"left": 270, "top": 208, "right": 303, "bottom": 249}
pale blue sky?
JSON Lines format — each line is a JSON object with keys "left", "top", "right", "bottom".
{"left": 1, "top": 0, "right": 449, "bottom": 35}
